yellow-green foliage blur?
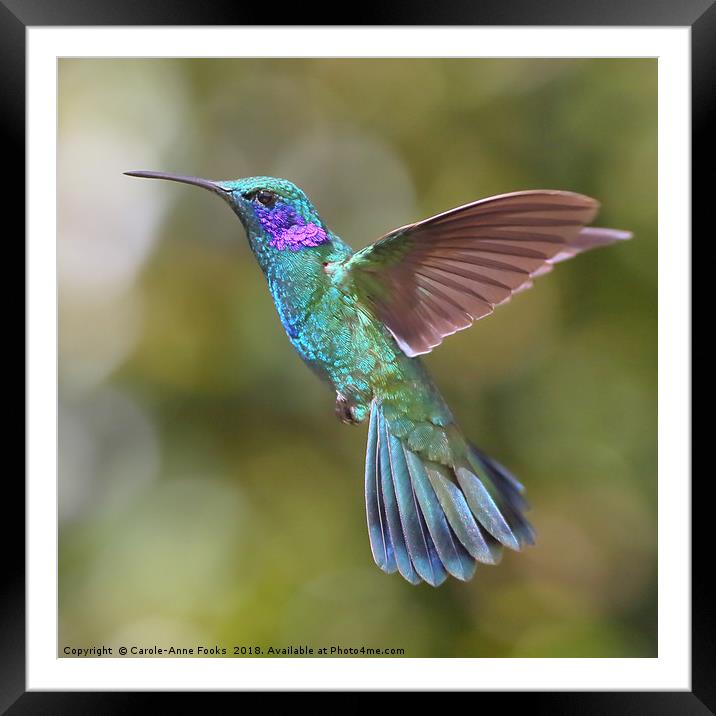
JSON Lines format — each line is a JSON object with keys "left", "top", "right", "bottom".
{"left": 59, "top": 58, "right": 656, "bottom": 658}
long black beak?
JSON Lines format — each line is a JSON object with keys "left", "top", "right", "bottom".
{"left": 124, "top": 170, "right": 230, "bottom": 200}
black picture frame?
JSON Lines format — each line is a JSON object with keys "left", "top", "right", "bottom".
{"left": 8, "top": 1, "right": 704, "bottom": 710}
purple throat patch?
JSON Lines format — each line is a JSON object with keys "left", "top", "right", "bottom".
{"left": 256, "top": 203, "right": 328, "bottom": 251}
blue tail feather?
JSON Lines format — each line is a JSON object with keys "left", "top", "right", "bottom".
{"left": 404, "top": 449, "right": 476, "bottom": 581}
{"left": 364, "top": 404, "right": 397, "bottom": 572}
{"left": 364, "top": 401, "right": 532, "bottom": 586}
{"left": 455, "top": 466, "right": 521, "bottom": 551}
{"left": 377, "top": 410, "right": 421, "bottom": 584}
{"left": 416, "top": 501, "right": 452, "bottom": 584}
{"left": 468, "top": 447, "right": 536, "bottom": 547}
{"left": 386, "top": 427, "right": 447, "bottom": 586}
{"left": 424, "top": 464, "right": 499, "bottom": 565}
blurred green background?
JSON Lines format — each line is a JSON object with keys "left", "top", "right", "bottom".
{"left": 58, "top": 59, "right": 656, "bottom": 658}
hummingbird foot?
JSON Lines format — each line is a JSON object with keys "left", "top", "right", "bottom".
{"left": 335, "top": 392, "right": 365, "bottom": 425}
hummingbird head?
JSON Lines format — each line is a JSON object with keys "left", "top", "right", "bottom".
{"left": 219, "top": 176, "right": 330, "bottom": 252}
{"left": 124, "top": 171, "right": 330, "bottom": 258}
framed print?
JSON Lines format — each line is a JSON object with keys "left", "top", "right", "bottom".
{"left": 11, "top": 0, "right": 705, "bottom": 710}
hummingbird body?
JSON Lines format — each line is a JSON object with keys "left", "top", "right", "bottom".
{"left": 268, "top": 245, "right": 450, "bottom": 428}
{"left": 127, "top": 170, "right": 632, "bottom": 586}
{"left": 223, "top": 177, "right": 450, "bottom": 430}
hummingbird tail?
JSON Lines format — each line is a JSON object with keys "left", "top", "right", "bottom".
{"left": 365, "top": 401, "right": 535, "bottom": 586}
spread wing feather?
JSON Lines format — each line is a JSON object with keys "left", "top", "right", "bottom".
{"left": 345, "top": 191, "right": 631, "bottom": 357}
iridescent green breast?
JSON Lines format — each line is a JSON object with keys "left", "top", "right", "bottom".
{"left": 260, "top": 231, "right": 453, "bottom": 430}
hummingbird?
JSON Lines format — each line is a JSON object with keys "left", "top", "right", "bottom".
{"left": 126, "top": 170, "right": 631, "bottom": 587}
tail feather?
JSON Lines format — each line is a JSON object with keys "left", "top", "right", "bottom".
{"left": 383, "top": 411, "right": 447, "bottom": 586}
{"left": 476, "top": 451, "right": 531, "bottom": 512}
{"left": 364, "top": 405, "right": 396, "bottom": 573}
{"left": 416, "top": 501, "right": 451, "bottom": 585}
{"left": 404, "top": 449, "right": 477, "bottom": 581}
{"left": 424, "top": 463, "right": 497, "bottom": 566}
{"left": 455, "top": 466, "right": 521, "bottom": 551}
{"left": 469, "top": 447, "right": 536, "bottom": 547}
{"left": 376, "top": 410, "right": 422, "bottom": 585}
{"left": 365, "top": 401, "right": 533, "bottom": 586}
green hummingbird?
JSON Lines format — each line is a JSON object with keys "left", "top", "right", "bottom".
{"left": 126, "top": 170, "right": 631, "bottom": 586}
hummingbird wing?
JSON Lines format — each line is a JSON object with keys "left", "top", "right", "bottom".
{"left": 344, "top": 190, "right": 631, "bottom": 357}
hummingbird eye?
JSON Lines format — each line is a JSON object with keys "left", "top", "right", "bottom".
{"left": 252, "top": 189, "right": 277, "bottom": 208}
